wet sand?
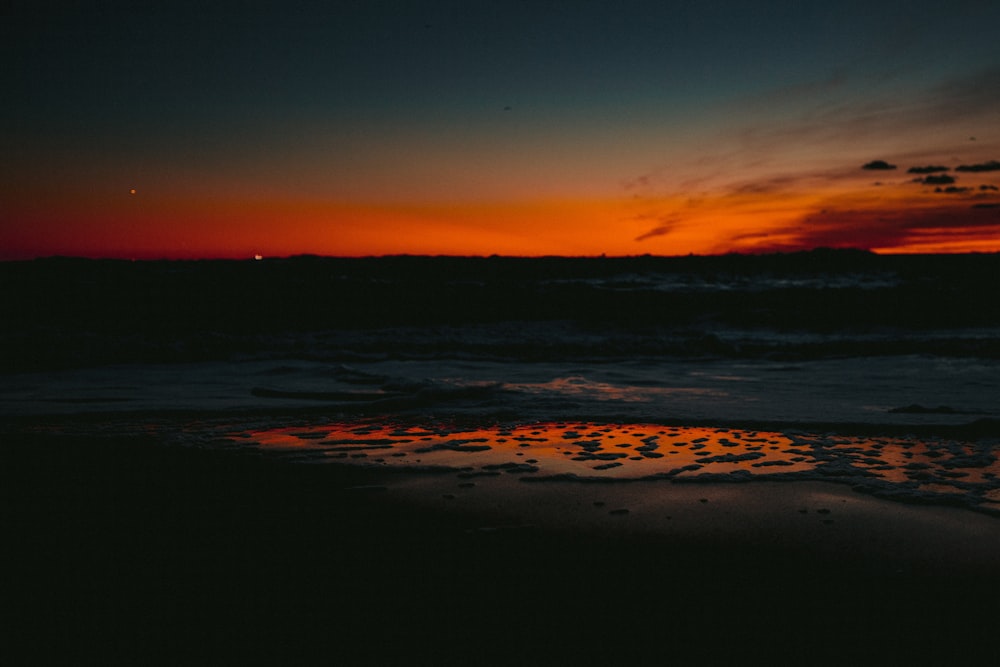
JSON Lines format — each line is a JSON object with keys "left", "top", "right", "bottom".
{"left": 390, "top": 473, "right": 1000, "bottom": 578}
{"left": 4, "top": 433, "right": 999, "bottom": 666}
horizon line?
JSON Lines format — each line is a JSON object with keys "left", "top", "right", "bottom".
{"left": 8, "top": 246, "right": 1000, "bottom": 263}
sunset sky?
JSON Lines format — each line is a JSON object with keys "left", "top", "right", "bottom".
{"left": 3, "top": 0, "right": 999, "bottom": 259}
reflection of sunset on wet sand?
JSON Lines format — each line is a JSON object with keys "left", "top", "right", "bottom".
{"left": 237, "top": 420, "right": 1000, "bottom": 514}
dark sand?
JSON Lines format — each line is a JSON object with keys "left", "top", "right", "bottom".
{"left": 4, "top": 433, "right": 999, "bottom": 666}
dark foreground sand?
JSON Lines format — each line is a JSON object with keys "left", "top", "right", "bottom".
{"left": 4, "top": 433, "right": 999, "bottom": 666}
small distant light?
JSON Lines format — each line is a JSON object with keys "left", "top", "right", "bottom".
{"left": 129, "top": 188, "right": 136, "bottom": 195}
{"left": 254, "top": 254, "right": 263, "bottom": 261}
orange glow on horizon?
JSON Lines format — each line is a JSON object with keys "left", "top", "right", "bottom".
{"left": 2, "top": 177, "right": 998, "bottom": 259}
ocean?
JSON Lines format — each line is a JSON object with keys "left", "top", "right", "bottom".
{"left": 3, "top": 249, "right": 999, "bottom": 515}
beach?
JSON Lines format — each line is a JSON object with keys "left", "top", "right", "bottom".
{"left": 4, "top": 426, "right": 999, "bottom": 666}
{"left": 8, "top": 0, "right": 1000, "bottom": 661}
{"left": 3, "top": 252, "right": 1000, "bottom": 664}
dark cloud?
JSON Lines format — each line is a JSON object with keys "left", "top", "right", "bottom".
{"left": 981, "top": 185, "right": 999, "bottom": 191}
{"left": 633, "top": 213, "right": 681, "bottom": 242}
{"left": 862, "top": 160, "right": 896, "bottom": 170}
{"left": 746, "top": 204, "right": 1000, "bottom": 254}
{"left": 936, "top": 186, "right": 973, "bottom": 194}
{"left": 907, "top": 165, "right": 950, "bottom": 174}
{"left": 916, "top": 174, "right": 955, "bottom": 185}
{"left": 955, "top": 160, "right": 1000, "bottom": 172}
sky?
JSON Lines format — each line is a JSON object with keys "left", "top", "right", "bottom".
{"left": 3, "top": 0, "right": 1000, "bottom": 259}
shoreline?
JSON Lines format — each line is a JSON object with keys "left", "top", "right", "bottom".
{"left": 4, "top": 432, "right": 999, "bottom": 664}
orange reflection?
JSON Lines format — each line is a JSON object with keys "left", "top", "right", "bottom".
{"left": 241, "top": 422, "right": 813, "bottom": 478}
{"left": 234, "top": 420, "right": 1000, "bottom": 507}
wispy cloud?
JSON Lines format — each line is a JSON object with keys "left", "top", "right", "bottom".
{"left": 743, "top": 204, "right": 1000, "bottom": 254}
{"left": 922, "top": 67, "right": 1000, "bottom": 125}
{"left": 625, "top": 64, "right": 1000, "bottom": 252}
{"left": 630, "top": 211, "right": 684, "bottom": 242}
